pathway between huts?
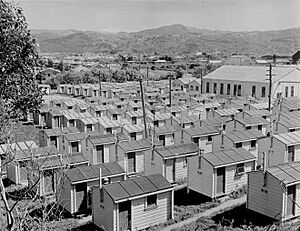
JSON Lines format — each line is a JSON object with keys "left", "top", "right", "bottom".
{"left": 161, "top": 195, "right": 246, "bottom": 231}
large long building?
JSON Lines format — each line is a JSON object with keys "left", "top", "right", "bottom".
{"left": 202, "top": 65, "right": 300, "bottom": 99}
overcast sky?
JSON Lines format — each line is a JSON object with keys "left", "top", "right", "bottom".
{"left": 19, "top": 0, "right": 300, "bottom": 32}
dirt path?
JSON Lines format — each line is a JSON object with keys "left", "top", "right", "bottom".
{"left": 161, "top": 195, "right": 246, "bottom": 231}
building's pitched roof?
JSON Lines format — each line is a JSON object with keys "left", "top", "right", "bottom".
{"left": 65, "top": 162, "right": 125, "bottom": 183}
{"left": 123, "top": 124, "right": 144, "bottom": 133}
{"left": 243, "top": 109, "right": 272, "bottom": 118}
{"left": 64, "top": 132, "right": 86, "bottom": 141}
{"left": 0, "top": 141, "right": 38, "bottom": 155}
{"left": 214, "top": 108, "right": 240, "bottom": 117}
{"left": 203, "top": 65, "right": 298, "bottom": 83}
{"left": 236, "top": 117, "right": 269, "bottom": 127}
{"left": 267, "top": 162, "right": 300, "bottom": 186}
{"left": 184, "top": 124, "right": 220, "bottom": 137}
{"left": 118, "top": 139, "right": 151, "bottom": 153}
{"left": 273, "top": 131, "right": 300, "bottom": 146}
{"left": 88, "top": 133, "right": 128, "bottom": 145}
{"left": 278, "top": 117, "right": 300, "bottom": 129}
{"left": 154, "top": 142, "right": 199, "bottom": 159}
{"left": 203, "top": 148, "right": 256, "bottom": 167}
{"left": 154, "top": 124, "right": 180, "bottom": 135}
{"left": 225, "top": 129, "right": 264, "bottom": 143}
{"left": 103, "top": 174, "right": 172, "bottom": 202}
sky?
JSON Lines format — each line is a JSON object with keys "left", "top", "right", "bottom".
{"left": 18, "top": 0, "right": 300, "bottom": 32}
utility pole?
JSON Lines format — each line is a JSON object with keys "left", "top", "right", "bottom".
{"left": 140, "top": 77, "right": 148, "bottom": 138}
{"left": 200, "top": 68, "right": 203, "bottom": 94}
{"left": 169, "top": 77, "right": 172, "bottom": 107}
{"left": 146, "top": 66, "right": 149, "bottom": 86}
{"left": 268, "top": 64, "right": 272, "bottom": 111}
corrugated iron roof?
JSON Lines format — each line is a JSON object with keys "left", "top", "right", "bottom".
{"left": 226, "top": 129, "right": 264, "bottom": 143}
{"left": 203, "top": 65, "right": 297, "bottom": 83}
{"left": 103, "top": 174, "right": 171, "bottom": 202}
{"left": 185, "top": 124, "right": 220, "bottom": 137}
{"left": 236, "top": 117, "right": 269, "bottom": 126}
{"left": 65, "top": 162, "right": 125, "bottom": 183}
{"left": 64, "top": 132, "right": 85, "bottom": 141}
{"left": 118, "top": 139, "right": 151, "bottom": 153}
{"left": 274, "top": 131, "right": 300, "bottom": 146}
{"left": 154, "top": 142, "right": 199, "bottom": 159}
{"left": 203, "top": 148, "right": 256, "bottom": 167}
{"left": 267, "top": 162, "right": 300, "bottom": 185}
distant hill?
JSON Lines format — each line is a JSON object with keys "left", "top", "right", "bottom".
{"left": 31, "top": 24, "right": 300, "bottom": 55}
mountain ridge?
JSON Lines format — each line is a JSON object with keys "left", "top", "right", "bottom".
{"left": 31, "top": 24, "right": 300, "bottom": 55}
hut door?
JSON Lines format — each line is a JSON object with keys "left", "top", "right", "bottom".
{"left": 287, "top": 185, "right": 296, "bottom": 216}
{"left": 75, "top": 183, "right": 87, "bottom": 212}
{"left": 96, "top": 145, "right": 104, "bottom": 164}
{"left": 166, "top": 159, "right": 175, "bottom": 182}
{"left": 127, "top": 152, "right": 136, "bottom": 173}
{"left": 119, "top": 201, "right": 131, "bottom": 231}
{"left": 217, "top": 167, "right": 225, "bottom": 194}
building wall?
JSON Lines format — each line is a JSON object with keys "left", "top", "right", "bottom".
{"left": 187, "top": 156, "right": 214, "bottom": 198}
{"left": 144, "top": 151, "right": 164, "bottom": 177}
{"left": 269, "top": 139, "right": 287, "bottom": 166}
{"left": 58, "top": 177, "right": 72, "bottom": 214}
{"left": 175, "top": 157, "right": 188, "bottom": 182}
{"left": 202, "top": 78, "right": 269, "bottom": 98}
{"left": 131, "top": 191, "right": 172, "bottom": 231}
{"left": 213, "top": 161, "right": 254, "bottom": 198}
{"left": 247, "top": 171, "right": 283, "bottom": 221}
{"left": 92, "top": 188, "right": 115, "bottom": 231}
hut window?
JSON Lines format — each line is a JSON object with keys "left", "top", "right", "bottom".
{"left": 183, "top": 158, "right": 188, "bottom": 168}
{"left": 206, "top": 83, "right": 210, "bottom": 93}
{"left": 207, "top": 135, "right": 212, "bottom": 143}
{"left": 246, "top": 126, "right": 251, "bottom": 130}
{"left": 288, "top": 146, "right": 295, "bottom": 162}
{"left": 86, "top": 124, "right": 93, "bottom": 132}
{"left": 291, "top": 86, "right": 295, "bottom": 97}
{"left": 193, "top": 137, "right": 199, "bottom": 144}
{"left": 262, "top": 87, "right": 266, "bottom": 98}
{"left": 250, "top": 140, "right": 256, "bottom": 149}
{"left": 258, "top": 125, "right": 262, "bottom": 131}
{"left": 236, "top": 163, "right": 245, "bottom": 175}
{"left": 132, "top": 117, "right": 137, "bottom": 125}
{"left": 236, "top": 142, "right": 242, "bottom": 148}
{"left": 106, "top": 127, "right": 112, "bottom": 134}
{"left": 237, "top": 85, "right": 242, "bottom": 96}
{"left": 285, "top": 86, "right": 289, "bottom": 97}
{"left": 71, "top": 141, "right": 79, "bottom": 153}
{"left": 213, "top": 83, "right": 217, "bottom": 94}
{"left": 227, "top": 84, "right": 231, "bottom": 95}
{"left": 220, "top": 83, "right": 224, "bottom": 95}
{"left": 112, "top": 114, "right": 118, "bottom": 120}
{"left": 146, "top": 194, "right": 157, "bottom": 208}
{"left": 263, "top": 173, "right": 267, "bottom": 187}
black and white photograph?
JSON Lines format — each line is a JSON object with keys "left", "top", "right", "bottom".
{"left": 0, "top": 0, "right": 300, "bottom": 230}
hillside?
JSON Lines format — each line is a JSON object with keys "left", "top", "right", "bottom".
{"left": 31, "top": 24, "right": 300, "bottom": 55}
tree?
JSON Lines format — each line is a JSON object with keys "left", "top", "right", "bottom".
{"left": 56, "top": 60, "right": 64, "bottom": 72}
{"left": 0, "top": 1, "right": 43, "bottom": 229}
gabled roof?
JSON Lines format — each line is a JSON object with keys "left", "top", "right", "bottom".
{"left": 154, "top": 142, "right": 199, "bottom": 159}
{"left": 273, "top": 131, "right": 300, "bottom": 146}
{"left": 103, "top": 174, "right": 172, "bottom": 203}
{"left": 98, "top": 117, "right": 121, "bottom": 128}
{"left": 126, "top": 110, "right": 144, "bottom": 118}
{"left": 79, "top": 117, "right": 99, "bottom": 125}
{"left": 65, "top": 162, "right": 125, "bottom": 184}
{"left": 0, "top": 141, "right": 38, "bottom": 155}
{"left": 88, "top": 133, "right": 128, "bottom": 145}
{"left": 118, "top": 139, "right": 151, "bottom": 153}
{"left": 225, "top": 129, "right": 264, "bottom": 143}
{"left": 203, "top": 65, "right": 297, "bottom": 83}
{"left": 203, "top": 148, "right": 256, "bottom": 167}
{"left": 64, "top": 132, "right": 85, "bottom": 141}
{"left": 173, "top": 115, "right": 199, "bottom": 124}
{"left": 214, "top": 108, "right": 239, "bottom": 117}
{"left": 267, "top": 162, "right": 300, "bottom": 186}
{"left": 147, "top": 112, "right": 171, "bottom": 121}
{"left": 154, "top": 124, "right": 180, "bottom": 135}
{"left": 236, "top": 117, "right": 269, "bottom": 127}
{"left": 123, "top": 124, "right": 144, "bottom": 133}
{"left": 243, "top": 109, "right": 272, "bottom": 118}
{"left": 15, "top": 146, "right": 60, "bottom": 161}
{"left": 277, "top": 117, "right": 300, "bottom": 129}
{"left": 61, "top": 110, "right": 79, "bottom": 120}
{"left": 184, "top": 124, "right": 220, "bottom": 137}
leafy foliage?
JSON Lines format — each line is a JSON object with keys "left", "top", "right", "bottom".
{"left": 0, "top": 0, "right": 43, "bottom": 122}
